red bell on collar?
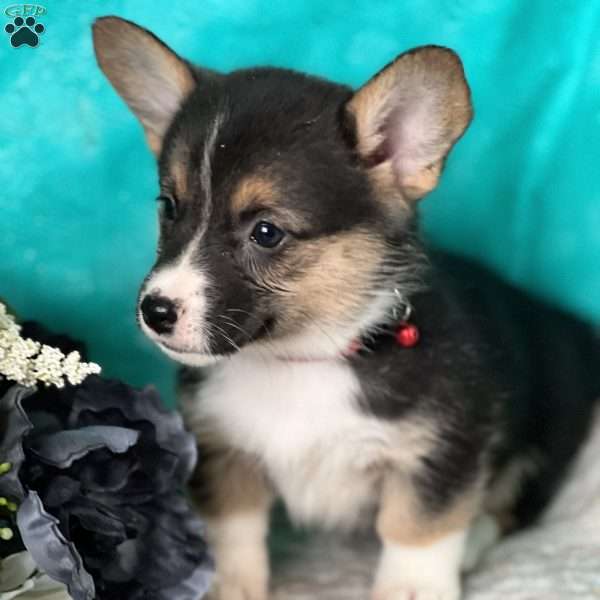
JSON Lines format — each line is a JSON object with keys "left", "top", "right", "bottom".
{"left": 395, "top": 322, "right": 420, "bottom": 347}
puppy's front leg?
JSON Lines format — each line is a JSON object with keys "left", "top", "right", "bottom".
{"left": 192, "top": 446, "right": 273, "bottom": 600}
{"left": 372, "top": 472, "right": 480, "bottom": 600}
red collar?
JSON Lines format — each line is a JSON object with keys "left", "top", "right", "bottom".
{"left": 277, "top": 320, "right": 420, "bottom": 363}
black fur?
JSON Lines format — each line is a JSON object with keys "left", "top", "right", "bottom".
{"left": 354, "top": 250, "right": 600, "bottom": 525}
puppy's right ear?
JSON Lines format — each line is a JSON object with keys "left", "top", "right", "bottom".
{"left": 347, "top": 46, "right": 472, "bottom": 204}
{"left": 92, "top": 16, "right": 196, "bottom": 155}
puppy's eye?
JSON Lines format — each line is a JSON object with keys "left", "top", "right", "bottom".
{"left": 157, "top": 195, "right": 177, "bottom": 221}
{"left": 250, "top": 221, "right": 285, "bottom": 248}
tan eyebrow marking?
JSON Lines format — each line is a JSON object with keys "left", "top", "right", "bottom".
{"left": 171, "top": 160, "right": 189, "bottom": 199}
{"left": 230, "top": 174, "right": 280, "bottom": 214}
{"left": 167, "top": 137, "right": 191, "bottom": 199}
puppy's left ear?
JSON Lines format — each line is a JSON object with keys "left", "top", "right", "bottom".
{"left": 347, "top": 46, "right": 473, "bottom": 203}
{"left": 92, "top": 16, "right": 197, "bottom": 155}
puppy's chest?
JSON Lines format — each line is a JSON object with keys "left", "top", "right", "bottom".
{"left": 185, "top": 357, "right": 416, "bottom": 529}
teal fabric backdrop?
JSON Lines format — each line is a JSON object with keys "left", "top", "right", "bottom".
{"left": 1, "top": 0, "right": 599, "bottom": 404}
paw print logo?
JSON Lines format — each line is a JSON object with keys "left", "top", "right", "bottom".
{"left": 5, "top": 15, "right": 45, "bottom": 47}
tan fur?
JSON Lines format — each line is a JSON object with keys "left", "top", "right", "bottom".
{"left": 178, "top": 373, "right": 272, "bottom": 599}
{"left": 369, "top": 160, "right": 442, "bottom": 209}
{"left": 189, "top": 433, "right": 272, "bottom": 600}
{"left": 230, "top": 174, "right": 280, "bottom": 214}
{"left": 367, "top": 163, "right": 411, "bottom": 217}
{"left": 347, "top": 46, "right": 472, "bottom": 201}
{"left": 401, "top": 161, "right": 443, "bottom": 201}
{"left": 272, "top": 228, "right": 387, "bottom": 333}
{"left": 171, "top": 161, "right": 189, "bottom": 199}
{"left": 167, "top": 139, "right": 191, "bottom": 199}
{"left": 377, "top": 471, "right": 482, "bottom": 546}
{"left": 92, "top": 17, "right": 195, "bottom": 154}
{"left": 146, "top": 132, "right": 162, "bottom": 155}
{"left": 189, "top": 432, "right": 273, "bottom": 519}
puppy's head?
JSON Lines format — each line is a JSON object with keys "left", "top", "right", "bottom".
{"left": 93, "top": 17, "right": 472, "bottom": 364}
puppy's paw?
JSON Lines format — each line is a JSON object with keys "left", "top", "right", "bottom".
{"left": 206, "top": 548, "right": 269, "bottom": 600}
{"left": 206, "top": 513, "right": 270, "bottom": 600}
{"left": 207, "top": 542, "right": 269, "bottom": 600}
{"left": 373, "top": 532, "right": 466, "bottom": 600}
{"left": 371, "top": 580, "right": 460, "bottom": 600}
{"left": 207, "top": 575, "right": 269, "bottom": 600}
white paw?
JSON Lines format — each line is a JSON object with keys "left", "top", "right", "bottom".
{"left": 206, "top": 514, "right": 270, "bottom": 600}
{"left": 207, "top": 575, "right": 268, "bottom": 600}
{"left": 373, "top": 532, "right": 465, "bottom": 600}
{"left": 371, "top": 580, "right": 460, "bottom": 600}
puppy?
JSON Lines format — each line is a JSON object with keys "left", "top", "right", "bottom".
{"left": 93, "top": 17, "right": 600, "bottom": 600}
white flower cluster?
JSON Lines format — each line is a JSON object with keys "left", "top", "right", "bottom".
{"left": 0, "top": 303, "right": 101, "bottom": 389}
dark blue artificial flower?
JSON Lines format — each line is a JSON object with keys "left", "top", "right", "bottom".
{"left": 0, "top": 323, "right": 213, "bottom": 600}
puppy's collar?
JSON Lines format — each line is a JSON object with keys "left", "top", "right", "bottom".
{"left": 278, "top": 290, "right": 419, "bottom": 363}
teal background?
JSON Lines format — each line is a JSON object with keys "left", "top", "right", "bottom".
{"left": 1, "top": 1, "right": 599, "bottom": 405}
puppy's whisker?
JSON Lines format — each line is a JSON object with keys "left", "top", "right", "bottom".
{"left": 217, "top": 312, "right": 251, "bottom": 336}
{"left": 210, "top": 322, "right": 242, "bottom": 354}
{"left": 217, "top": 311, "right": 274, "bottom": 365}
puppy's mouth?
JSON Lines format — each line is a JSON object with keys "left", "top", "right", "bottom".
{"left": 156, "top": 340, "right": 222, "bottom": 367}
{"left": 153, "top": 319, "right": 271, "bottom": 365}
{"left": 139, "top": 305, "right": 276, "bottom": 365}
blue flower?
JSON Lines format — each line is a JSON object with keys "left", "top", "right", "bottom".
{"left": 0, "top": 375, "right": 213, "bottom": 600}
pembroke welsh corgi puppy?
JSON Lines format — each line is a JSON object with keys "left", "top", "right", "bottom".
{"left": 93, "top": 17, "right": 600, "bottom": 600}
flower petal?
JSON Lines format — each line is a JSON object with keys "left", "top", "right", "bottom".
{"left": 157, "top": 562, "right": 214, "bottom": 600}
{"left": 0, "top": 567, "right": 71, "bottom": 600}
{"left": 70, "top": 378, "right": 197, "bottom": 486}
{"left": 93, "top": 493, "right": 213, "bottom": 591}
{"left": 0, "top": 577, "right": 34, "bottom": 600}
{"left": 31, "top": 573, "right": 74, "bottom": 596}
{"left": 0, "top": 551, "right": 36, "bottom": 593}
{"left": 28, "top": 426, "right": 139, "bottom": 468}
{"left": 62, "top": 498, "right": 128, "bottom": 541}
{"left": 0, "top": 385, "right": 35, "bottom": 502}
{"left": 41, "top": 476, "right": 80, "bottom": 508}
{"left": 17, "top": 491, "right": 95, "bottom": 600}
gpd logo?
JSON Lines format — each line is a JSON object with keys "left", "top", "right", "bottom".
{"left": 4, "top": 4, "right": 46, "bottom": 47}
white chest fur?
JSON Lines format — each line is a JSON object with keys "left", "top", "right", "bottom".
{"left": 182, "top": 354, "right": 427, "bottom": 530}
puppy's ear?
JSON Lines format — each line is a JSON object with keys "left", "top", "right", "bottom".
{"left": 347, "top": 46, "right": 472, "bottom": 203}
{"left": 92, "top": 16, "right": 196, "bottom": 155}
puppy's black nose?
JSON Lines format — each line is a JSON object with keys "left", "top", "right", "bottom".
{"left": 140, "top": 295, "right": 178, "bottom": 334}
